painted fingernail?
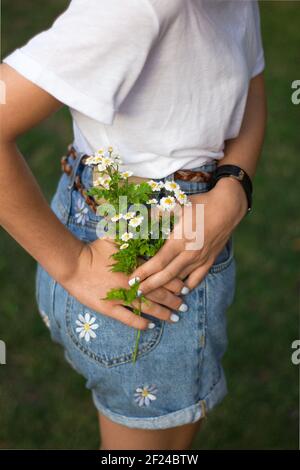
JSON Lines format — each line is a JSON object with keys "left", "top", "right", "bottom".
{"left": 128, "top": 276, "right": 140, "bottom": 287}
{"left": 148, "top": 322, "right": 156, "bottom": 329}
{"left": 178, "top": 303, "right": 188, "bottom": 312}
{"left": 137, "top": 289, "right": 143, "bottom": 297}
{"left": 181, "top": 286, "right": 190, "bottom": 295}
{"left": 170, "top": 313, "right": 180, "bottom": 323}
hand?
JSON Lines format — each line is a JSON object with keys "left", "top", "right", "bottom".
{"left": 130, "top": 177, "right": 247, "bottom": 293}
{"left": 62, "top": 238, "right": 186, "bottom": 330}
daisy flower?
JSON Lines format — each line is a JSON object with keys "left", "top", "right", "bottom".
{"left": 74, "top": 199, "right": 89, "bottom": 225}
{"left": 175, "top": 190, "right": 189, "bottom": 205}
{"left": 134, "top": 385, "right": 157, "bottom": 407}
{"left": 159, "top": 196, "right": 177, "bottom": 211}
{"left": 129, "top": 215, "right": 144, "bottom": 228}
{"left": 76, "top": 313, "right": 99, "bottom": 342}
{"left": 111, "top": 213, "right": 123, "bottom": 222}
{"left": 120, "top": 171, "right": 133, "bottom": 179}
{"left": 123, "top": 211, "right": 136, "bottom": 220}
{"left": 120, "top": 243, "right": 129, "bottom": 250}
{"left": 147, "top": 180, "right": 164, "bottom": 191}
{"left": 146, "top": 198, "right": 158, "bottom": 205}
{"left": 85, "top": 155, "right": 97, "bottom": 166}
{"left": 164, "top": 181, "right": 180, "bottom": 192}
{"left": 93, "top": 174, "right": 111, "bottom": 189}
{"left": 121, "top": 232, "right": 134, "bottom": 242}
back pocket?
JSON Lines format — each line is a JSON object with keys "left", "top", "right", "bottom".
{"left": 64, "top": 294, "right": 164, "bottom": 368}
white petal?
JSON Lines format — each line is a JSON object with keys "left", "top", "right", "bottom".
{"left": 144, "top": 396, "right": 150, "bottom": 406}
{"left": 89, "top": 316, "right": 96, "bottom": 325}
{"left": 84, "top": 312, "right": 91, "bottom": 323}
{"left": 138, "top": 397, "right": 145, "bottom": 407}
{"left": 135, "top": 387, "right": 143, "bottom": 393}
{"left": 78, "top": 314, "right": 85, "bottom": 323}
{"left": 76, "top": 327, "right": 84, "bottom": 333}
{"left": 85, "top": 332, "right": 90, "bottom": 342}
{"left": 90, "top": 323, "right": 99, "bottom": 330}
{"left": 147, "top": 393, "right": 156, "bottom": 401}
{"left": 89, "top": 330, "right": 97, "bottom": 339}
{"left": 75, "top": 320, "right": 83, "bottom": 326}
{"left": 79, "top": 330, "right": 85, "bottom": 339}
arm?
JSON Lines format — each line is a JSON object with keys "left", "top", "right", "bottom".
{"left": 131, "top": 73, "right": 268, "bottom": 292}
{"left": 0, "top": 64, "right": 82, "bottom": 283}
{"left": 0, "top": 64, "right": 184, "bottom": 329}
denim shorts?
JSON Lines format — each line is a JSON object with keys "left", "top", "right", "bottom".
{"left": 35, "top": 146, "right": 236, "bottom": 430}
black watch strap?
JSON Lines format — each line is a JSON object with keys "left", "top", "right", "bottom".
{"left": 212, "top": 164, "right": 253, "bottom": 213}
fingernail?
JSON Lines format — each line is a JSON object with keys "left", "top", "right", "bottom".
{"left": 181, "top": 286, "right": 190, "bottom": 295}
{"left": 178, "top": 303, "right": 188, "bottom": 312}
{"left": 148, "top": 322, "right": 156, "bottom": 329}
{"left": 170, "top": 313, "right": 180, "bottom": 323}
{"left": 137, "top": 289, "right": 143, "bottom": 297}
{"left": 128, "top": 276, "right": 140, "bottom": 287}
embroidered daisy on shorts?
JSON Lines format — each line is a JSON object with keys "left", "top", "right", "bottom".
{"left": 134, "top": 385, "right": 157, "bottom": 407}
{"left": 76, "top": 313, "right": 99, "bottom": 342}
{"left": 74, "top": 198, "right": 89, "bottom": 225}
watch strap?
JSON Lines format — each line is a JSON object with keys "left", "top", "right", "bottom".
{"left": 212, "top": 164, "right": 253, "bottom": 213}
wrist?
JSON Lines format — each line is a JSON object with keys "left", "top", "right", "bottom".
{"left": 211, "top": 177, "right": 248, "bottom": 221}
{"left": 46, "top": 235, "right": 85, "bottom": 285}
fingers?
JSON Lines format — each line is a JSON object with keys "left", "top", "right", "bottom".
{"left": 146, "top": 287, "right": 183, "bottom": 311}
{"left": 129, "top": 240, "right": 180, "bottom": 283}
{"left": 163, "top": 278, "right": 188, "bottom": 295}
{"left": 110, "top": 304, "right": 152, "bottom": 330}
{"left": 138, "top": 253, "right": 194, "bottom": 294}
{"left": 185, "top": 263, "right": 211, "bottom": 289}
{"left": 132, "top": 297, "right": 181, "bottom": 324}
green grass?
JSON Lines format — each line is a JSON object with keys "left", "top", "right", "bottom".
{"left": 0, "top": 0, "right": 299, "bottom": 449}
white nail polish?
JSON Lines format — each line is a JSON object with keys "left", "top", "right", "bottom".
{"left": 178, "top": 303, "right": 188, "bottom": 312}
{"left": 148, "top": 322, "right": 155, "bottom": 329}
{"left": 128, "top": 276, "right": 140, "bottom": 287}
{"left": 170, "top": 313, "right": 180, "bottom": 322}
{"left": 137, "top": 289, "right": 143, "bottom": 297}
{"left": 181, "top": 286, "right": 190, "bottom": 295}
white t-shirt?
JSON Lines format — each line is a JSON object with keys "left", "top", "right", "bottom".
{"left": 3, "top": 0, "right": 265, "bottom": 178}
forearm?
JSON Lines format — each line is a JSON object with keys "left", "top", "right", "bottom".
{"left": 212, "top": 73, "right": 267, "bottom": 217}
{"left": 219, "top": 73, "right": 267, "bottom": 178}
{"left": 0, "top": 141, "right": 83, "bottom": 283}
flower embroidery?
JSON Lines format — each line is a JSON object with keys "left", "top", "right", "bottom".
{"left": 76, "top": 313, "right": 99, "bottom": 342}
{"left": 74, "top": 198, "right": 89, "bottom": 225}
{"left": 134, "top": 385, "right": 157, "bottom": 407}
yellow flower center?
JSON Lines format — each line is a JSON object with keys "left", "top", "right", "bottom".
{"left": 142, "top": 389, "right": 149, "bottom": 397}
{"left": 84, "top": 323, "right": 91, "bottom": 332}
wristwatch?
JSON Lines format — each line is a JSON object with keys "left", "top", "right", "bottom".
{"left": 211, "top": 164, "right": 253, "bottom": 214}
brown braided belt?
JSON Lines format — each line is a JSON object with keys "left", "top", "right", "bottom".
{"left": 61, "top": 145, "right": 215, "bottom": 213}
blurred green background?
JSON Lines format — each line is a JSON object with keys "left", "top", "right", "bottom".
{"left": 0, "top": 0, "right": 299, "bottom": 450}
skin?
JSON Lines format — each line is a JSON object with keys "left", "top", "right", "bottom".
{"left": 0, "top": 63, "right": 266, "bottom": 449}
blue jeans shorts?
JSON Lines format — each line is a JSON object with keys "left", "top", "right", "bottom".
{"left": 35, "top": 146, "right": 236, "bottom": 430}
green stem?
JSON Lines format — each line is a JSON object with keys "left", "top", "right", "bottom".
{"left": 132, "top": 298, "right": 142, "bottom": 364}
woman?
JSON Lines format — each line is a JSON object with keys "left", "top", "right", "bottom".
{"left": 0, "top": 0, "right": 267, "bottom": 450}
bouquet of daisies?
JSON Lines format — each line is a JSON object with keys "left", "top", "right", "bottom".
{"left": 85, "top": 147, "right": 190, "bottom": 362}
